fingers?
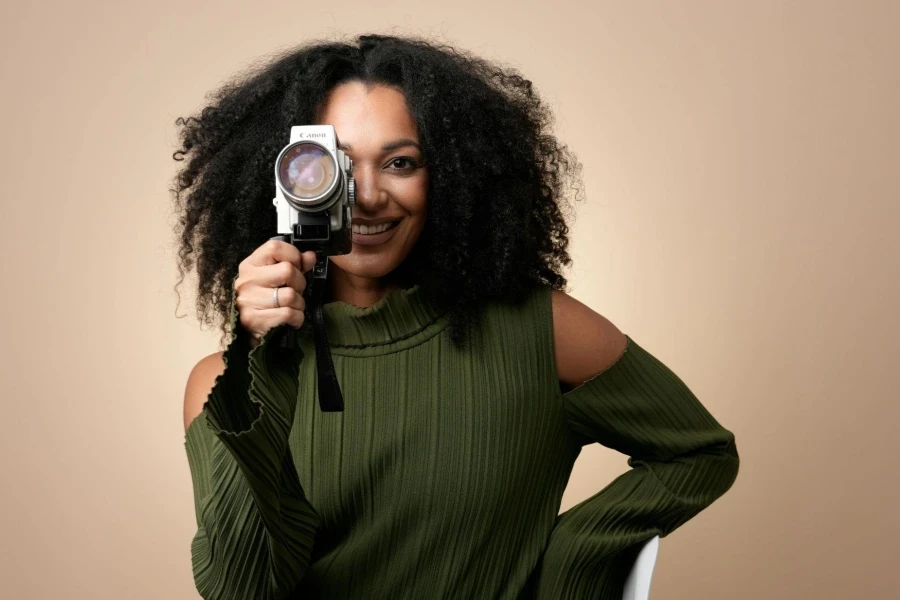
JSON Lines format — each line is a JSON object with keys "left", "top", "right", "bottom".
{"left": 246, "top": 262, "right": 306, "bottom": 305}
{"left": 300, "top": 250, "right": 317, "bottom": 274}
{"left": 240, "top": 301, "right": 306, "bottom": 334}
{"left": 246, "top": 239, "right": 304, "bottom": 270}
{"left": 237, "top": 281, "right": 306, "bottom": 332}
{"left": 264, "top": 278, "right": 307, "bottom": 312}
{"left": 242, "top": 240, "right": 316, "bottom": 273}
{"left": 239, "top": 243, "right": 317, "bottom": 293}
{"left": 242, "top": 242, "right": 316, "bottom": 274}
{"left": 233, "top": 242, "right": 319, "bottom": 335}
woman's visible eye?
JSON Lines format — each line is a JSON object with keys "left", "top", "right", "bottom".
{"left": 386, "top": 157, "right": 420, "bottom": 171}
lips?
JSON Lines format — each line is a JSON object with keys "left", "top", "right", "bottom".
{"left": 351, "top": 220, "right": 399, "bottom": 235}
{"left": 351, "top": 220, "right": 400, "bottom": 246}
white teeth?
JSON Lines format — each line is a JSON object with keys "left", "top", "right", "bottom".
{"left": 352, "top": 221, "right": 397, "bottom": 234}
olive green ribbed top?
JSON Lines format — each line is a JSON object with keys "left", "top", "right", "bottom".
{"left": 183, "top": 283, "right": 739, "bottom": 599}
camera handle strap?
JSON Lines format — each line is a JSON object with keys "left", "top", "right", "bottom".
{"left": 305, "top": 255, "right": 345, "bottom": 412}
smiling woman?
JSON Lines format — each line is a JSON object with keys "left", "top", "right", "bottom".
{"left": 170, "top": 34, "right": 580, "bottom": 350}
{"left": 171, "top": 33, "right": 739, "bottom": 600}
{"left": 315, "top": 81, "right": 429, "bottom": 301}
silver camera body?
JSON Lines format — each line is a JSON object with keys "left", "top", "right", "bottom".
{"left": 272, "top": 124, "right": 356, "bottom": 257}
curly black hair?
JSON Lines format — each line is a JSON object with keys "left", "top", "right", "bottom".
{"left": 170, "top": 33, "right": 584, "bottom": 349}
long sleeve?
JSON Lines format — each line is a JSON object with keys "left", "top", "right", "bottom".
{"left": 529, "top": 335, "right": 740, "bottom": 599}
{"left": 183, "top": 275, "right": 319, "bottom": 600}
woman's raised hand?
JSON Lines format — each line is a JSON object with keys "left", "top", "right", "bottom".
{"left": 234, "top": 240, "right": 318, "bottom": 349}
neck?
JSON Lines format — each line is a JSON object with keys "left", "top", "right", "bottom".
{"left": 326, "top": 262, "right": 401, "bottom": 308}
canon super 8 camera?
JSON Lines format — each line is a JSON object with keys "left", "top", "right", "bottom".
{"left": 271, "top": 124, "right": 356, "bottom": 274}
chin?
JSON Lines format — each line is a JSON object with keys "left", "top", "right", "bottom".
{"left": 330, "top": 222, "right": 424, "bottom": 281}
{"left": 329, "top": 251, "right": 404, "bottom": 280}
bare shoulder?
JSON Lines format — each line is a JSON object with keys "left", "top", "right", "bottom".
{"left": 183, "top": 351, "right": 226, "bottom": 433}
{"left": 550, "top": 289, "right": 628, "bottom": 387}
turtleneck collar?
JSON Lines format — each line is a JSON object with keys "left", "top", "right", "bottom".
{"left": 319, "top": 283, "right": 449, "bottom": 356}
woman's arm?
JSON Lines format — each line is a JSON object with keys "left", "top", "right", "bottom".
{"left": 183, "top": 280, "right": 319, "bottom": 600}
{"left": 528, "top": 291, "right": 740, "bottom": 599}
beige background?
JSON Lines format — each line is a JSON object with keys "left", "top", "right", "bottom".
{"left": 1, "top": 1, "right": 897, "bottom": 598}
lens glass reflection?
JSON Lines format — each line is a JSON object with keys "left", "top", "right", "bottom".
{"left": 278, "top": 143, "right": 336, "bottom": 199}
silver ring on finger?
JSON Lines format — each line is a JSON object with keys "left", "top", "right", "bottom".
{"left": 273, "top": 285, "right": 281, "bottom": 309}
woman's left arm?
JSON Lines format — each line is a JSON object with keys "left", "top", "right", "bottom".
{"left": 529, "top": 291, "right": 740, "bottom": 599}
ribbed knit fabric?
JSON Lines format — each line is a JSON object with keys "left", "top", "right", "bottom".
{"left": 183, "top": 282, "right": 740, "bottom": 600}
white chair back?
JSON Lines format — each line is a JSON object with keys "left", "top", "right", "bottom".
{"left": 621, "top": 535, "right": 660, "bottom": 600}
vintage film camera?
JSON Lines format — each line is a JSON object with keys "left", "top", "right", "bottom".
{"left": 271, "top": 124, "right": 356, "bottom": 263}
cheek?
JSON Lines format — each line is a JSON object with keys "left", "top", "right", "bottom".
{"left": 402, "top": 201, "right": 427, "bottom": 242}
{"left": 408, "top": 210, "right": 426, "bottom": 234}
{"left": 405, "top": 184, "right": 428, "bottom": 235}
{"left": 387, "top": 174, "right": 428, "bottom": 218}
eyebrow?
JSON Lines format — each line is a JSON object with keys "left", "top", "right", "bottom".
{"left": 338, "top": 138, "right": 421, "bottom": 152}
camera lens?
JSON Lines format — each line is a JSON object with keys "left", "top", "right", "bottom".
{"left": 292, "top": 155, "right": 325, "bottom": 190}
{"left": 277, "top": 142, "right": 336, "bottom": 200}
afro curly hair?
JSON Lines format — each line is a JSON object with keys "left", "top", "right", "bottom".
{"left": 170, "top": 33, "right": 584, "bottom": 349}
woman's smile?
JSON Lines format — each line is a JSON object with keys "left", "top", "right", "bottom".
{"left": 350, "top": 218, "right": 402, "bottom": 246}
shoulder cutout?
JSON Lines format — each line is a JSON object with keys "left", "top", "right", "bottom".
{"left": 550, "top": 289, "right": 628, "bottom": 388}
{"left": 183, "top": 351, "right": 225, "bottom": 433}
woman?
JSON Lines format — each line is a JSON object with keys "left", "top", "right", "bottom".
{"left": 173, "top": 34, "right": 740, "bottom": 600}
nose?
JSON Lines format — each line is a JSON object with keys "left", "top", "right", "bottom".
{"left": 351, "top": 165, "right": 388, "bottom": 214}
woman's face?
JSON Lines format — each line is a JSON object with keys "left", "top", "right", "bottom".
{"left": 315, "top": 80, "right": 428, "bottom": 281}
